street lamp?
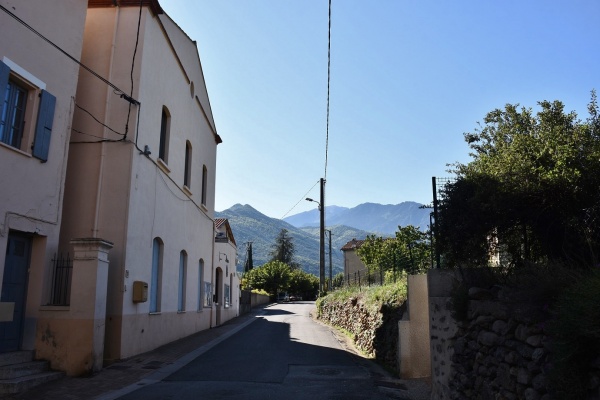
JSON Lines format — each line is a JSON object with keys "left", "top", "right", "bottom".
{"left": 306, "top": 178, "right": 325, "bottom": 296}
{"left": 305, "top": 197, "right": 320, "bottom": 210}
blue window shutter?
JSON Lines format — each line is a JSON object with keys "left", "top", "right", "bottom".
{"left": 32, "top": 89, "right": 56, "bottom": 162}
{"left": 0, "top": 61, "right": 9, "bottom": 97}
{"left": 0, "top": 62, "right": 10, "bottom": 136}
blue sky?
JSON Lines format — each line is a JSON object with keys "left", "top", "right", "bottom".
{"left": 160, "top": 1, "right": 600, "bottom": 219}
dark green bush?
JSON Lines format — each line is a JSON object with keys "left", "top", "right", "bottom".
{"left": 548, "top": 269, "right": 600, "bottom": 400}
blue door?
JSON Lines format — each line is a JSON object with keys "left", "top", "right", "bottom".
{"left": 0, "top": 233, "right": 31, "bottom": 353}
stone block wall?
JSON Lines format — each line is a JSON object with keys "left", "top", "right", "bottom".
{"left": 428, "top": 268, "right": 600, "bottom": 400}
{"left": 318, "top": 295, "right": 404, "bottom": 372}
{"left": 429, "top": 267, "right": 552, "bottom": 399}
{"left": 449, "top": 291, "right": 551, "bottom": 399}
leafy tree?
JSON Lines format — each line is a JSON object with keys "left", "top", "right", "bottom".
{"left": 242, "top": 261, "right": 291, "bottom": 296}
{"left": 356, "top": 225, "right": 431, "bottom": 281}
{"left": 288, "top": 269, "right": 319, "bottom": 298}
{"left": 269, "top": 229, "right": 299, "bottom": 269}
{"left": 244, "top": 242, "right": 253, "bottom": 272}
{"left": 395, "top": 225, "right": 431, "bottom": 273}
{"left": 242, "top": 261, "right": 319, "bottom": 299}
{"left": 439, "top": 91, "right": 600, "bottom": 268}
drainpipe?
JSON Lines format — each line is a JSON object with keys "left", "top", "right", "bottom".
{"left": 210, "top": 219, "right": 215, "bottom": 328}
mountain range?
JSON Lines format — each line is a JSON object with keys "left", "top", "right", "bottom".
{"left": 283, "top": 201, "right": 430, "bottom": 234}
{"left": 215, "top": 202, "right": 431, "bottom": 277}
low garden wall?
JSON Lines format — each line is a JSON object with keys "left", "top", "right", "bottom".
{"left": 428, "top": 268, "right": 600, "bottom": 400}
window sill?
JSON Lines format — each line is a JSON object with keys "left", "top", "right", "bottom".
{"left": 157, "top": 158, "right": 170, "bottom": 174}
{"left": 149, "top": 312, "right": 161, "bottom": 315}
{"left": 39, "top": 305, "right": 69, "bottom": 311}
{"left": 200, "top": 203, "right": 208, "bottom": 212}
{"left": 0, "top": 141, "right": 32, "bottom": 158}
{"left": 177, "top": 310, "right": 186, "bottom": 314}
{"left": 183, "top": 185, "right": 193, "bottom": 197}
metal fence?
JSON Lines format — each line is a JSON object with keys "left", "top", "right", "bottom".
{"left": 344, "top": 265, "right": 406, "bottom": 289}
{"left": 49, "top": 253, "right": 72, "bottom": 306}
{"left": 431, "top": 176, "right": 456, "bottom": 268}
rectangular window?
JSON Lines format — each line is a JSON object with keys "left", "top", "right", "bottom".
{"left": 0, "top": 59, "right": 55, "bottom": 161}
{"left": 178, "top": 251, "right": 187, "bottom": 312}
{"left": 198, "top": 260, "right": 204, "bottom": 311}
{"left": 203, "top": 282, "right": 212, "bottom": 307}
{"left": 150, "top": 238, "right": 163, "bottom": 313}
{"left": 184, "top": 141, "right": 192, "bottom": 188}
{"left": 159, "top": 107, "right": 170, "bottom": 163}
{"left": 224, "top": 284, "right": 230, "bottom": 308}
{"left": 1, "top": 80, "right": 27, "bottom": 148}
{"left": 201, "top": 165, "right": 207, "bottom": 205}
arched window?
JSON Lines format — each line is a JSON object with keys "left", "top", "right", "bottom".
{"left": 159, "top": 107, "right": 170, "bottom": 163}
{"left": 150, "top": 238, "right": 163, "bottom": 313}
{"left": 198, "top": 259, "right": 204, "bottom": 311}
{"left": 201, "top": 165, "right": 208, "bottom": 205}
{"left": 178, "top": 251, "right": 187, "bottom": 312}
{"left": 184, "top": 141, "right": 192, "bottom": 188}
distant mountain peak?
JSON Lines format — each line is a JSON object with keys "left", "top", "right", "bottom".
{"left": 283, "top": 201, "right": 429, "bottom": 234}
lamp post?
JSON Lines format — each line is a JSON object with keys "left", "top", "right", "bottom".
{"left": 306, "top": 178, "right": 325, "bottom": 296}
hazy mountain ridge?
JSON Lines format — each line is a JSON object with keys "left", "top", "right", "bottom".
{"left": 216, "top": 201, "right": 430, "bottom": 277}
{"left": 283, "top": 201, "right": 430, "bottom": 234}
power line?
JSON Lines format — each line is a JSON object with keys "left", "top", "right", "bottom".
{"left": 74, "top": 102, "right": 125, "bottom": 136}
{"left": 124, "top": 0, "right": 144, "bottom": 139}
{"left": 280, "top": 179, "right": 320, "bottom": 220}
{"left": 324, "top": 0, "right": 332, "bottom": 180}
{"left": 0, "top": 3, "right": 136, "bottom": 102}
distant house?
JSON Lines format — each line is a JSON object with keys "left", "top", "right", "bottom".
{"left": 214, "top": 218, "right": 240, "bottom": 325}
{"left": 341, "top": 239, "right": 366, "bottom": 281}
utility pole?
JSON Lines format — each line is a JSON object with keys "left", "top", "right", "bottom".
{"left": 306, "top": 178, "right": 326, "bottom": 296}
{"left": 326, "top": 229, "right": 333, "bottom": 290}
{"left": 319, "top": 178, "right": 325, "bottom": 295}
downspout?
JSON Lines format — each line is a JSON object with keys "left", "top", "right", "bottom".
{"left": 210, "top": 219, "right": 215, "bottom": 328}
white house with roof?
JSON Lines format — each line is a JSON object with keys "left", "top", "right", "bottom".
{"left": 341, "top": 238, "right": 367, "bottom": 283}
{"left": 214, "top": 218, "right": 240, "bottom": 325}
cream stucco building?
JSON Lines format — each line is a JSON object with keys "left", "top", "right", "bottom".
{"left": 341, "top": 239, "right": 366, "bottom": 283}
{"left": 1, "top": 0, "right": 240, "bottom": 379}
{"left": 56, "top": 0, "right": 225, "bottom": 362}
{"left": 0, "top": 0, "right": 88, "bottom": 354}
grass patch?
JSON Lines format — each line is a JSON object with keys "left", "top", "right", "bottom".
{"left": 318, "top": 277, "right": 408, "bottom": 313}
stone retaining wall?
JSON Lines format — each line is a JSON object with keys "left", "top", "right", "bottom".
{"left": 428, "top": 268, "right": 600, "bottom": 400}
{"left": 318, "top": 296, "right": 404, "bottom": 372}
{"left": 449, "top": 289, "right": 551, "bottom": 399}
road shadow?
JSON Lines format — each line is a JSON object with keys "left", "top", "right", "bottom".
{"left": 164, "top": 314, "right": 359, "bottom": 384}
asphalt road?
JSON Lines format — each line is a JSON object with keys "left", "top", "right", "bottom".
{"left": 114, "top": 301, "right": 417, "bottom": 400}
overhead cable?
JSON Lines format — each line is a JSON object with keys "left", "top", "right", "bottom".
{"left": 0, "top": 3, "right": 137, "bottom": 102}
{"left": 280, "top": 179, "right": 321, "bottom": 220}
{"left": 124, "top": 0, "right": 144, "bottom": 139}
{"left": 324, "top": 0, "right": 332, "bottom": 180}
